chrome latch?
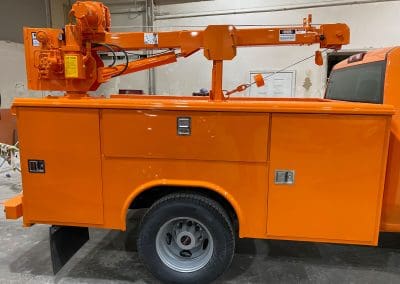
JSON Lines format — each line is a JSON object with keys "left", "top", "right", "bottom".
{"left": 274, "top": 170, "right": 295, "bottom": 185}
{"left": 177, "top": 117, "right": 191, "bottom": 136}
{"left": 28, "top": 160, "right": 45, "bottom": 173}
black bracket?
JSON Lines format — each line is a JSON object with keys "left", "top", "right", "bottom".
{"left": 49, "top": 226, "right": 89, "bottom": 274}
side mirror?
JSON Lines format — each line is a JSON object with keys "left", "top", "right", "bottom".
{"left": 315, "top": 50, "right": 324, "bottom": 66}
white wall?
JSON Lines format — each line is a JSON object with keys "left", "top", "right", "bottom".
{"left": 151, "top": 0, "right": 400, "bottom": 97}
{"left": 97, "top": 3, "right": 149, "bottom": 95}
{"left": 0, "top": 41, "right": 44, "bottom": 109}
{"left": 156, "top": 0, "right": 384, "bottom": 16}
{"left": 107, "top": 0, "right": 400, "bottom": 97}
{"left": 0, "top": 0, "right": 52, "bottom": 108}
{"left": 0, "top": 0, "right": 67, "bottom": 109}
{"left": 0, "top": 0, "right": 48, "bottom": 43}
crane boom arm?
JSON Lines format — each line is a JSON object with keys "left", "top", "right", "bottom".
{"left": 104, "top": 24, "right": 348, "bottom": 55}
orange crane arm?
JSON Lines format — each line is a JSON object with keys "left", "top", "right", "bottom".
{"left": 23, "top": 1, "right": 350, "bottom": 100}
{"left": 97, "top": 52, "right": 177, "bottom": 83}
{"left": 104, "top": 22, "right": 348, "bottom": 55}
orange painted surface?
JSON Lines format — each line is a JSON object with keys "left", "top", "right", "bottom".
{"left": 7, "top": 1, "right": 400, "bottom": 249}
{"left": 98, "top": 52, "right": 177, "bottom": 83}
{"left": 379, "top": 47, "right": 400, "bottom": 231}
{"left": 267, "top": 114, "right": 390, "bottom": 245}
{"left": 101, "top": 110, "right": 268, "bottom": 162}
{"left": 11, "top": 98, "right": 393, "bottom": 245}
{"left": 102, "top": 161, "right": 268, "bottom": 237}
{"left": 17, "top": 107, "right": 103, "bottom": 226}
{"left": 4, "top": 194, "right": 23, "bottom": 219}
{"left": 333, "top": 47, "right": 394, "bottom": 70}
{"left": 11, "top": 97, "right": 394, "bottom": 115}
{"left": 100, "top": 110, "right": 269, "bottom": 236}
{"left": 327, "top": 47, "right": 400, "bottom": 233}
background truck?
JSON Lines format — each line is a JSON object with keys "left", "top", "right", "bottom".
{"left": 5, "top": 1, "right": 399, "bottom": 283}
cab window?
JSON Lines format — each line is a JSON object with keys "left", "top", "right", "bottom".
{"left": 325, "top": 61, "right": 385, "bottom": 104}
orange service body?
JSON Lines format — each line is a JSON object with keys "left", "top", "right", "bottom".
{"left": 6, "top": 0, "right": 400, "bottom": 252}
{"left": 11, "top": 97, "right": 394, "bottom": 246}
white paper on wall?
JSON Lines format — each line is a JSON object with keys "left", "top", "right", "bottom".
{"left": 248, "top": 70, "right": 296, "bottom": 98}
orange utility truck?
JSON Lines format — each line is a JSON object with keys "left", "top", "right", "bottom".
{"left": 4, "top": 1, "right": 398, "bottom": 283}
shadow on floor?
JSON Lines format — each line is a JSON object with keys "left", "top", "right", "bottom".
{"left": 8, "top": 209, "right": 400, "bottom": 283}
{"left": 8, "top": 235, "right": 54, "bottom": 276}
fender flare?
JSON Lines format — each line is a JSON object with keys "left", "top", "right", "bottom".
{"left": 120, "top": 179, "right": 243, "bottom": 232}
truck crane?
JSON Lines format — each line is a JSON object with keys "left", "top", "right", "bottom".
{"left": 7, "top": 1, "right": 397, "bottom": 283}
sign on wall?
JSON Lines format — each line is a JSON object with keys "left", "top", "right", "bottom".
{"left": 248, "top": 71, "right": 296, "bottom": 98}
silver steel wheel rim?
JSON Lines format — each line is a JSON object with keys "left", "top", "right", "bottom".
{"left": 155, "top": 217, "right": 214, "bottom": 273}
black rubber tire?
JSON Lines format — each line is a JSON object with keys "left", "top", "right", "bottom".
{"left": 137, "top": 193, "right": 235, "bottom": 284}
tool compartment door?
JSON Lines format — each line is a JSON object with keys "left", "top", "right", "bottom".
{"left": 18, "top": 107, "right": 104, "bottom": 225}
{"left": 267, "top": 113, "right": 390, "bottom": 245}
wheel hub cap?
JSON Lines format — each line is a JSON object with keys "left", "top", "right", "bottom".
{"left": 155, "top": 217, "right": 214, "bottom": 273}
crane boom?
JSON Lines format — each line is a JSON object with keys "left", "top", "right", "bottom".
{"left": 23, "top": 1, "right": 350, "bottom": 100}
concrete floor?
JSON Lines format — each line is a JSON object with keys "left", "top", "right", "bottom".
{"left": 2, "top": 164, "right": 400, "bottom": 283}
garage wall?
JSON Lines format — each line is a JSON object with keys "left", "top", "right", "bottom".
{"left": 108, "top": 0, "right": 400, "bottom": 97}
{"left": 0, "top": 0, "right": 54, "bottom": 109}
{"left": 96, "top": 1, "right": 149, "bottom": 96}
{"left": 0, "top": 42, "right": 45, "bottom": 109}
{"left": 0, "top": 0, "right": 48, "bottom": 43}
{"left": 156, "top": 0, "right": 388, "bottom": 15}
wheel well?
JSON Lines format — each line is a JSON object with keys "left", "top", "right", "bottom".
{"left": 129, "top": 186, "right": 239, "bottom": 232}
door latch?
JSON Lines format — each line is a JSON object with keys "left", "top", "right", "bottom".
{"left": 274, "top": 170, "right": 295, "bottom": 185}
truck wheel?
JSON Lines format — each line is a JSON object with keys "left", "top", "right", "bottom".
{"left": 137, "top": 193, "right": 235, "bottom": 283}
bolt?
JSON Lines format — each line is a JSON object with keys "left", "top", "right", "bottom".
{"left": 180, "top": 250, "right": 192, "bottom": 258}
{"left": 166, "top": 233, "right": 172, "bottom": 245}
{"left": 181, "top": 235, "right": 191, "bottom": 246}
{"left": 203, "top": 239, "right": 209, "bottom": 250}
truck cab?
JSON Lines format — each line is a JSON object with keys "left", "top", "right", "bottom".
{"left": 325, "top": 47, "right": 400, "bottom": 231}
